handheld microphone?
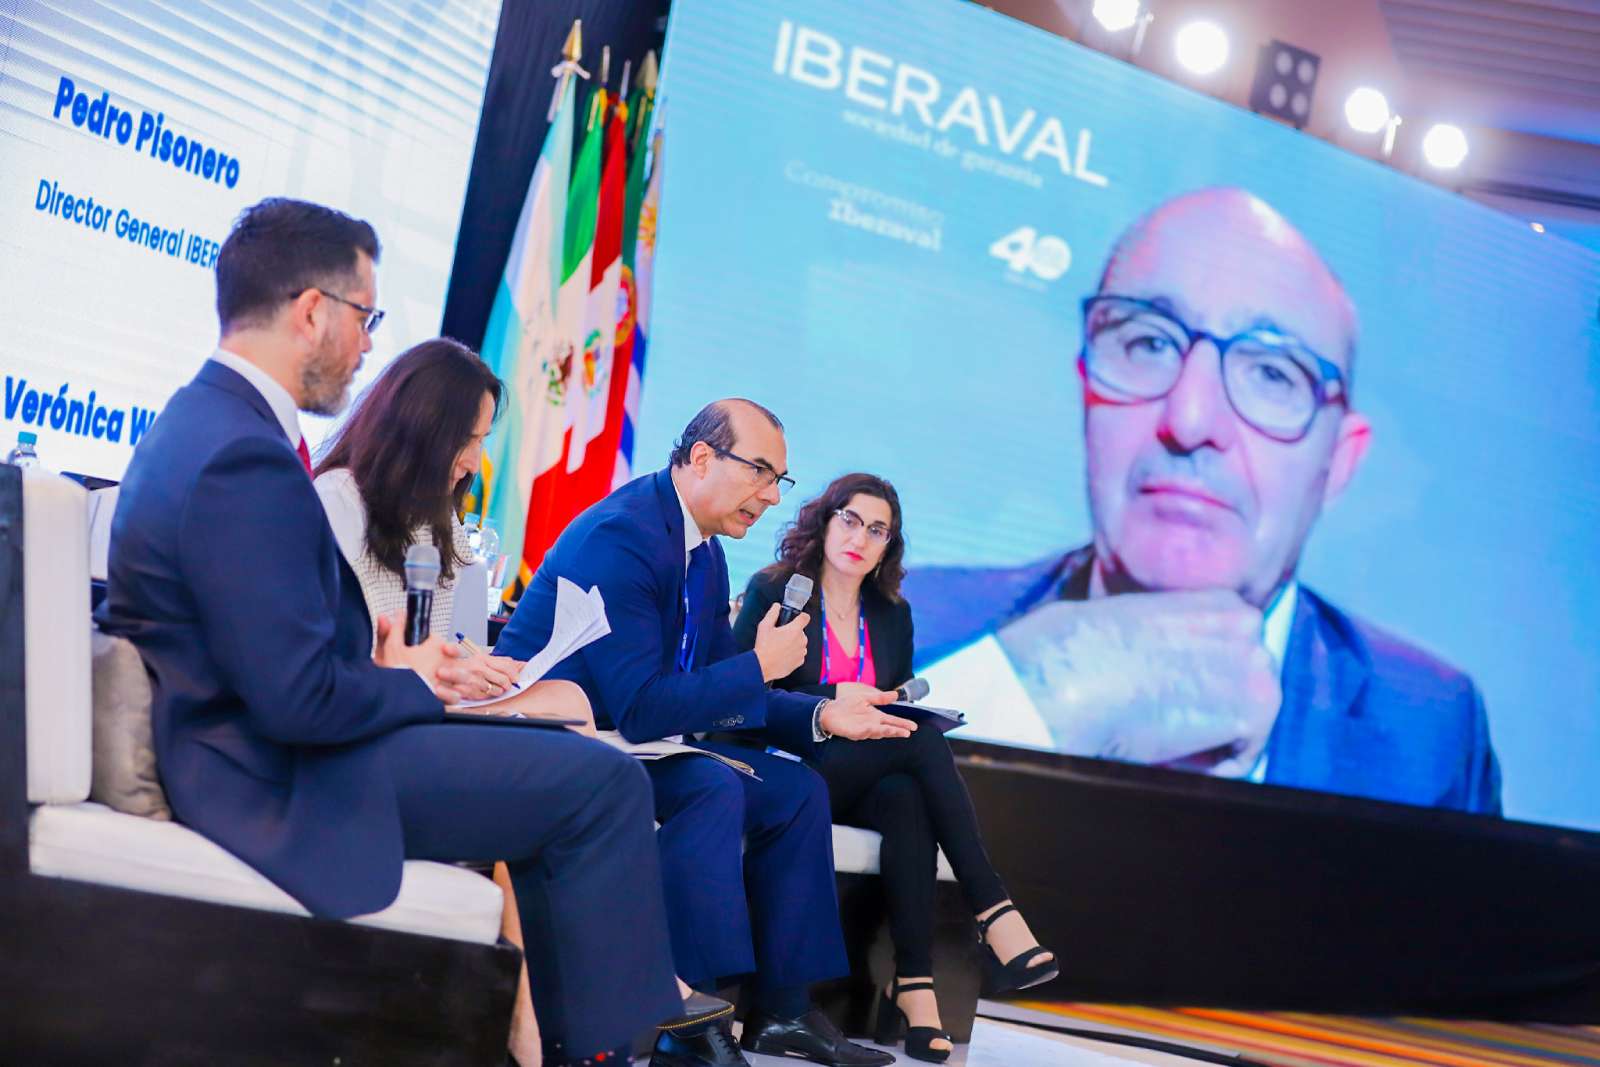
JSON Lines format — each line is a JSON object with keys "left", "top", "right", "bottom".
{"left": 403, "top": 543, "right": 441, "bottom": 646}
{"left": 896, "top": 677, "right": 930, "bottom": 703}
{"left": 777, "top": 573, "right": 814, "bottom": 625}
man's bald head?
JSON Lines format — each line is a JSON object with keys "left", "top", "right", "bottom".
{"left": 1100, "top": 186, "right": 1358, "bottom": 378}
{"left": 1080, "top": 187, "right": 1372, "bottom": 607}
{"left": 669, "top": 397, "right": 791, "bottom": 540}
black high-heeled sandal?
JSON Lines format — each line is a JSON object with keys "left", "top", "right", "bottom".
{"left": 977, "top": 903, "right": 1059, "bottom": 996}
{"left": 873, "top": 978, "right": 952, "bottom": 1064}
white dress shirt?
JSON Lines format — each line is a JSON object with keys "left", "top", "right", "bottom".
{"left": 673, "top": 479, "right": 708, "bottom": 566}
{"left": 921, "top": 581, "right": 1300, "bottom": 781}
{"left": 210, "top": 348, "right": 304, "bottom": 451}
{"left": 667, "top": 480, "right": 709, "bottom": 744}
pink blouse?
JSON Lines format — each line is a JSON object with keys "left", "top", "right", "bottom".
{"left": 820, "top": 615, "right": 876, "bottom": 687}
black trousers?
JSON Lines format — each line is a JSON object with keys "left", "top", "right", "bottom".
{"left": 817, "top": 724, "right": 1008, "bottom": 977}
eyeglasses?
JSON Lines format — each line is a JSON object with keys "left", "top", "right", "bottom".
{"left": 834, "top": 508, "right": 892, "bottom": 544}
{"left": 1080, "top": 294, "right": 1347, "bottom": 443}
{"left": 713, "top": 447, "right": 795, "bottom": 493}
{"left": 315, "top": 288, "right": 386, "bottom": 335}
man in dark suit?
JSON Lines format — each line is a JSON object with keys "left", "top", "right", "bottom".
{"left": 496, "top": 400, "right": 912, "bottom": 1067}
{"left": 909, "top": 187, "right": 1500, "bottom": 814}
{"left": 96, "top": 197, "right": 722, "bottom": 1066}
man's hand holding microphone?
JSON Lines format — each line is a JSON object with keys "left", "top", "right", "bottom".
{"left": 370, "top": 543, "right": 519, "bottom": 709}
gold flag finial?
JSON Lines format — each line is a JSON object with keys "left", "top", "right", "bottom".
{"left": 640, "top": 50, "right": 659, "bottom": 94}
{"left": 549, "top": 19, "right": 590, "bottom": 119}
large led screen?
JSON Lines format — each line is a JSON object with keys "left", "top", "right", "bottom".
{"left": 0, "top": 0, "right": 501, "bottom": 479}
{"left": 635, "top": 0, "right": 1600, "bottom": 831}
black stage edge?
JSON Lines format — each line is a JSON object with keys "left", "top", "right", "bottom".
{"left": 442, "top": 0, "right": 670, "bottom": 352}
{"left": 0, "top": 469, "right": 524, "bottom": 1065}
{"left": 952, "top": 738, "right": 1600, "bottom": 1021}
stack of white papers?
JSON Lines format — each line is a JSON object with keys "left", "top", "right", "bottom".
{"left": 458, "top": 577, "right": 609, "bottom": 708}
{"left": 593, "top": 732, "right": 760, "bottom": 779}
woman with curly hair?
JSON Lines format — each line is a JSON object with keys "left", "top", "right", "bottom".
{"left": 733, "top": 472, "right": 1056, "bottom": 1063}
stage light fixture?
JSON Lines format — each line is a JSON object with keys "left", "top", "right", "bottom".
{"left": 1422, "top": 123, "right": 1468, "bottom": 169}
{"left": 1531, "top": 222, "right": 1546, "bottom": 234}
{"left": 1174, "top": 20, "right": 1229, "bottom": 76}
{"left": 1344, "top": 87, "right": 1390, "bottom": 134}
{"left": 1092, "top": 0, "right": 1142, "bottom": 33}
{"left": 1249, "top": 40, "right": 1320, "bottom": 129}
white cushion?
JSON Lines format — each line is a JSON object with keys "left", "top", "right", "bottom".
{"left": 832, "top": 824, "right": 955, "bottom": 882}
{"left": 30, "top": 803, "right": 504, "bottom": 944}
{"left": 24, "top": 471, "right": 92, "bottom": 804}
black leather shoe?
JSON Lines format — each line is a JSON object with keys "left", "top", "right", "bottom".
{"left": 659, "top": 990, "right": 736, "bottom": 1034}
{"left": 651, "top": 1019, "right": 751, "bottom": 1067}
{"left": 741, "top": 1008, "right": 896, "bottom": 1066}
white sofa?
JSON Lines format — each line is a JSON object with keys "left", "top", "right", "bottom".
{"left": 23, "top": 469, "right": 504, "bottom": 944}
{"left": 28, "top": 467, "right": 935, "bottom": 939}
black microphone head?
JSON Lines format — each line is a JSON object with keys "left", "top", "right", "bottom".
{"left": 900, "top": 677, "right": 930, "bottom": 703}
{"left": 782, "top": 573, "right": 814, "bottom": 613}
{"left": 403, "top": 543, "right": 441, "bottom": 592}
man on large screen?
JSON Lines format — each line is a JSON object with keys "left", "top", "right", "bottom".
{"left": 911, "top": 186, "right": 1501, "bottom": 814}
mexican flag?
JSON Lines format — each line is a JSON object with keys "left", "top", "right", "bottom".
{"left": 521, "top": 85, "right": 605, "bottom": 573}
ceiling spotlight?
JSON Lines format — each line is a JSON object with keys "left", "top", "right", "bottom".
{"left": 1343, "top": 87, "right": 1391, "bottom": 134}
{"left": 1422, "top": 123, "right": 1469, "bottom": 169}
{"left": 1174, "top": 20, "right": 1230, "bottom": 76}
{"left": 1250, "top": 40, "right": 1320, "bottom": 129}
{"left": 1092, "top": 0, "right": 1142, "bottom": 33}
{"left": 1530, "top": 222, "right": 1546, "bottom": 234}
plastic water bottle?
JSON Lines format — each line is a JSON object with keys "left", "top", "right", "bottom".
{"left": 477, "top": 519, "right": 500, "bottom": 564}
{"left": 461, "top": 513, "right": 482, "bottom": 559}
{"left": 5, "top": 431, "right": 40, "bottom": 469}
{"left": 478, "top": 519, "right": 503, "bottom": 615}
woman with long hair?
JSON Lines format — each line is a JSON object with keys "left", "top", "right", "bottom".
{"left": 316, "top": 338, "right": 506, "bottom": 681}
{"left": 312, "top": 336, "right": 592, "bottom": 1065}
{"left": 734, "top": 472, "right": 1057, "bottom": 1063}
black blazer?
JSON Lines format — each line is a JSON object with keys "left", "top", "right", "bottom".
{"left": 733, "top": 569, "right": 915, "bottom": 698}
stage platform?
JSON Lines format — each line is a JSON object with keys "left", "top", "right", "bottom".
{"left": 736, "top": 999, "right": 1600, "bottom": 1066}
{"left": 735, "top": 1002, "right": 1222, "bottom": 1066}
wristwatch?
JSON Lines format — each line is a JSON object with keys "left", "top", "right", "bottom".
{"left": 812, "top": 698, "right": 833, "bottom": 742}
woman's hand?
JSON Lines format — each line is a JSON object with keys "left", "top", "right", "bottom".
{"left": 468, "top": 679, "right": 596, "bottom": 732}
{"left": 453, "top": 651, "right": 523, "bottom": 702}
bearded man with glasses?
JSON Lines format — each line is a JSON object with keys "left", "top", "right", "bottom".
{"left": 911, "top": 186, "right": 1500, "bottom": 815}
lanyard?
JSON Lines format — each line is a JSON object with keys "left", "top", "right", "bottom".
{"left": 820, "top": 590, "right": 866, "bottom": 683}
{"left": 678, "top": 578, "right": 698, "bottom": 672}
{"left": 678, "top": 549, "right": 704, "bottom": 673}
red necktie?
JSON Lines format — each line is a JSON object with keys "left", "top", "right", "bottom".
{"left": 295, "top": 437, "right": 312, "bottom": 475}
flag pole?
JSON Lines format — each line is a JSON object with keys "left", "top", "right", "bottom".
{"left": 634, "top": 50, "right": 659, "bottom": 145}
{"left": 547, "top": 19, "right": 589, "bottom": 122}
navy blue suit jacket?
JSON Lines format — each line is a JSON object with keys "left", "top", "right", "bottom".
{"left": 495, "top": 468, "right": 819, "bottom": 753}
{"left": 904, "top": 547, "right": 1502, "bottom": 815}
{"left": 96, "top": 360, "right": 442, "bottom": 918}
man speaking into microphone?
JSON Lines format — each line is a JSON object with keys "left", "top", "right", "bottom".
{"left": 497, "top": 399, "right": 911, "bottom": 1067}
